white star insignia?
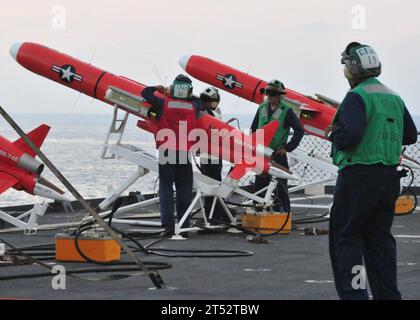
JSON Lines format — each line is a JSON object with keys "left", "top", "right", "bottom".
{"left": 224, "top": 75, "right": 235, "bottom": 88}
{"left": 60, "top": 66, "right": 74, "bottom": 82}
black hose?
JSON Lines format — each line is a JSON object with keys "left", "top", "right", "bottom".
{"left": 146, "top": 248, "right": 253, "bottom": 258}
{"left": 394, "top": 164, "right": 417, "bottom": 216}
{"left": 0, "top": 262, "right": 172, "bottom": 282}
{"left": 74, "top": 198, "right": 253, "bottom": 259}
{"left": 73, "top": 198, "right": 149, "bottom": 265}
{"left": 399, "top": 164, "right": 415, "bottom": 194}
{"left": 143, "top": 238, "right": 253, "bottom": 258}
{"left": 293, "top": 210, "right": 330, "bottom": 224}
{"left": 294, "top": 218, "right": 330, "bottom": 225}
{"left": 141, "top": 237, "right": 254, "bottom": 258}
{"left": 0, "top": 237, "right": 171, "bottom": 283}
{"left": 6, "top": 243, "right": 55, "bottom": 251}
{"left": 108, "top": 197, "right": 123, "bottom": 226}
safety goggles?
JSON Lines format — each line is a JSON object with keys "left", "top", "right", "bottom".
{"left": 265, "top": 90, "right": 283, "bottom": 97}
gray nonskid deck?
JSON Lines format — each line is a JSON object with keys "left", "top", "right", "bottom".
{"left": 0, "top": 196, "right": 419, "bottom": 300}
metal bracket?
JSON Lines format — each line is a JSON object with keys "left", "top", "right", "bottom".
{"left": 101, "top": 105, "right": 130, "bottom": 159}
{"left": 97, "top": 143, "right": 158, "bottom": 210}
{"left": 0, "top": 202, "right": 48, "bottom": 235}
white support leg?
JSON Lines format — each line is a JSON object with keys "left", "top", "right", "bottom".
{"left": 235, "top": 187, "right": 268, "bottom": 205}
{"left": 99, "top": 166, "right": 147, "bottom": 210}
{"left": 101, "top": 106, "right": 129, "bottom": 160}
{"left": 207, "top": 197, "right": 218, "bottom": 222}
{"left": 0, "top": 202, "right": 48, "bottom": 235}
{"left": 0, "top": 210, "right": 27, "bottom": 230}
{"left": 199, "top": 195, "right": 209, "bottom": 226}
{"left": 97, "top": 108, "right": 160, "bottom": 215}
{"left": 237, "top": 180, "right": 277, "bottom": 208}
{"left": 174, "top": 191, "right": 202, "bottom": 238}
{"left": 0, "top": 242, "right": 5, "bottom": 257}
{"left": 108, "top": 218, "right": 162, "bottom": 227}
{"left": 99, "top": 197, "right": 160, "bottom": 218}
{"left": 218, "top": 197, "right": 236, "bottom": 224}
{"left": 264, "top": 179, "right": 278, "bottom": 209}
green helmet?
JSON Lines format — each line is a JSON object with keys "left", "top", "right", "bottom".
{"left": 264, "top": 79, "right": 286, "bottom": 96}
{"left": 341, "top": 42, "right": 382, "bottom": 79}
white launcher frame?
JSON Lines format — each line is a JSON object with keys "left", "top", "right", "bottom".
{"left": 99, "top": 87, "right": 339, "bottom": 238}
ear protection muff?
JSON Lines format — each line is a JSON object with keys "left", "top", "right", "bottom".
{"left": 170, "top": 74, "right": 193, "bottom": 99}
{"left": 343, "top": 61, "right": 362, "bottom": 79}
{"left": 170, "top": 81, "right": 193, "bottom": 99}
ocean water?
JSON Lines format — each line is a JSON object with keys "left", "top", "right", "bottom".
{"left": 1, "top": 113, "right": 419, "bottom": 207}
{"left": 0, "top": 113, "right": 259, "bottom": 207}
{"left": 0, "top": 114, "right": 160, "bottom": 206}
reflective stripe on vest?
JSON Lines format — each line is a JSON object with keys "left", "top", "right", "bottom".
{"left": 271, "top": 107, "right": 284, "bottom": 120}
{"left": 362, "top": 84, "right": 397, "bottom": 95}
{"left": 167, "top": 101, "right": 194, "bottom": 110}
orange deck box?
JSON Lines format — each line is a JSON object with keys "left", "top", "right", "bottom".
{"left": 55, "top": 233, "right": 121, "bottom": 262}
{"left": 241, "top": 212, "right": 292, "bottom": 235}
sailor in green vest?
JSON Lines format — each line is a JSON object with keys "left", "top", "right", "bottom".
{"left": 251, "top": 79, "right": 304, "bottom": 213}
{"left": 328, "top": 42, "right": 417, "bottom": 300}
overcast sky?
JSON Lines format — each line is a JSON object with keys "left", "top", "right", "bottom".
{"left": 1, "top": 0, "right": 419, "bottom": 115}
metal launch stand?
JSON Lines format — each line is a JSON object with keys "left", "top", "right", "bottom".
{"left": 238, "top": 149, "right": 337, "bottom": 211}
{"left": 0, "top": 202, "right": 48, "bottom": 234}
{"left": 99, "top": 106, "right": 160, "bottom": 224}
{"left": 99, "top": 106, "right": 285, "bottom": 238}
{"left": 100, "top": 87, "right": 339, "bottom": 238}
{"left": 288, "top": 148, "right": 336, "bottom": 211}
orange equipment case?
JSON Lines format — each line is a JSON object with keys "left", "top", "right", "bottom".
{"left": 241, "top": 212, "right": 292, "bottom": 235}
{"left": 55, "top": 233, "right": 121, "bottom": 263}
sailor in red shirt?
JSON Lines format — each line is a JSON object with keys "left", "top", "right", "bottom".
{"left": 142, "top": 75, "right": 201, "bottom": 238}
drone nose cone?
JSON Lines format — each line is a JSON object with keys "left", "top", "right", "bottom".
{"left": 179, "top": 55, "right": 192, "bottom": 71}
{"left": 10, "top": 42, "right": 24, "bottom": 61}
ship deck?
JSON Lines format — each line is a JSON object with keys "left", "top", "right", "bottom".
{"left": 0, "top": 195, "right": 419, "bottom": 300}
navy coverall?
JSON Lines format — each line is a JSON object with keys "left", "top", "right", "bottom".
{"left": 329, "top": 92, "right": 417, "bottom": 300}
{"left": 142, "top": 87, "right": 202, "bottom": 232}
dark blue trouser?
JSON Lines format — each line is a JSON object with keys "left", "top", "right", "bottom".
{"left": 329, "top": 164, "right": 402, "bottom": 300}
{"left": 158, "top": 163, "right": 193, "bottom": 230}
{"left": 255, "top": 154, "right": 290, "bottom": 212}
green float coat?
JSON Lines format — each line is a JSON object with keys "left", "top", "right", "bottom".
{"left": 257, "top": 101, "right": 291, "bottom": 150}
{"left": 331, "top": 78, "right": 404, "bottom": 171}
